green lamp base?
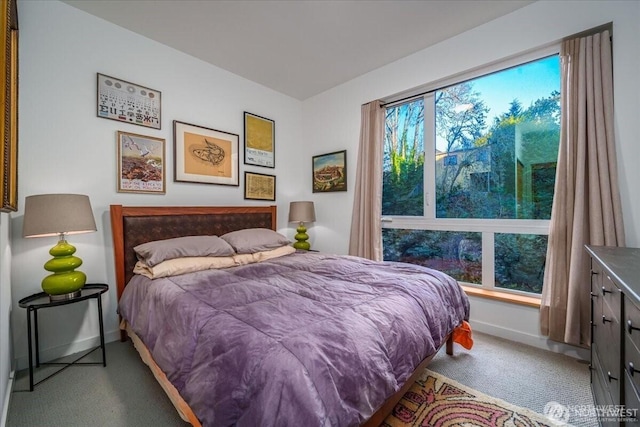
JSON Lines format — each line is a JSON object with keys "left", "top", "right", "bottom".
{"left": 42, "top": 239, "right": 86, "bottom": 300}
{"left": 293, "top": 223, "right": 311, "bottom": 251}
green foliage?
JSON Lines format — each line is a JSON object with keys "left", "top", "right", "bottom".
{"left": 383, "top": 229, "right": 482, "bottom": 284}
{"left": 382, "top": 153, "right": 424, "bottom": 216}
{"left": 494, "top": 234, "right": 547, "bottom": 293}
{"left": 383, "top": 99, "right": 425, "bottom": 216}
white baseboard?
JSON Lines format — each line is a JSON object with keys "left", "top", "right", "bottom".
{"left": 14, "top": 329, "right": 121, "bottom": 371}
{"left": 1, "top": 371, "right": 13, "bottom": 427}
{"left": 470, "top": 319, "right": 590, "bottom": 362}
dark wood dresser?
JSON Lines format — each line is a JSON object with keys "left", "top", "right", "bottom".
{"left": 587, "top": 245, "right": 640, "bottom": 426}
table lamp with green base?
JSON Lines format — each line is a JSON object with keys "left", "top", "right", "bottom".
{"left": 22, "top": 194, "right": 97, "bottom": 301}
{"left": 288, "top": 201, "right": 316, "bottom": 251}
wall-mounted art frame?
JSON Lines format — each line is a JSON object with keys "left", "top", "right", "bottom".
{"left": 312, "top": 150, "right": 347, "bottom": 193}
{"left": 174, "top": 120, "right": 239, "bottom": 186}
{"left": 244, "top": 111, "right": 275, "bottom": 168}
{"left": 0, "top": 0, "right": 18, "bottom": 212}
{"left": 244, "top": 171, "right": 276, "bottom": 201}
{"left": 117, "top": 131, "right": 166, "bottom": 194}
{"left": 97, "top": 73, "right": 161, "bottom": 129}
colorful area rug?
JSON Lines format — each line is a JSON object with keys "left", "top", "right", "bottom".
{"left": 382, "top": 369, "right": 558, "bottom": 427}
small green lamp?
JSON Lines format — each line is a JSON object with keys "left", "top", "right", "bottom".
{"left": 288, "top": 201, "right": 316, "bottom": 250}
{"left": 23, "top": 194, "right": 97, "bottom": 301}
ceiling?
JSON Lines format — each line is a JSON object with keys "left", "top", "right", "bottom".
{"left": 61, "top": 0, "right": 534, "bottom": 100}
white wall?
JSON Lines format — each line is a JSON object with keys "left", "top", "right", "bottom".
{"left": 0, "top": 214, "right": 12, "bottom": 426}
{"left": 302, "top": 0, "right": 640, "bottom": 354}
{"left": 9, "top": 0, "right": 304, "bottom": 370}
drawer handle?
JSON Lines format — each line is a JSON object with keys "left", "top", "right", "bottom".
{"left": 607, "top": 371, "right": 618, "bottom": 382}
{"left": 602, "top": 286, "right": 611, "bottom": 295}
{"left": 591, "top": 269, "right": 599, "bottom": 276}
{"left": 590, "top": 292, "right": 598, "bottom": 299}
{"left": 628, "top": 362, "right": 640, "bottom": 377}
{"left": 602, "top": 315, "right": 612, "bottom": 324}
{"left": 628, "top": 320, "right": 640, "bottom": 334}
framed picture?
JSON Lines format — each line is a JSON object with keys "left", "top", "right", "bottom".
{"left": 97, "top": 73, "right": 161, "bottom": 129}
{"left": 174, "top": 120, "right": 239, "bottom": 186}
{"left": 244, "top": 171, "right": 276, "bottom": 201}
{"left": 0, "top": 0, "right": 18, "bottom": 212}
{"left": 312, "top": 150, "right": 347, "bottom": 193}
{"left": 244, "top": 111, "right": 275, "bottom": 168}
{"left": 117, "top": 131, "right": 166, "bottom": 194}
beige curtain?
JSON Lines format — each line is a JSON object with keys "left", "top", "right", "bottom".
{"left": 349, "top": 100, "right": 384, "bottom": 260}
{"left": 540, "top": 29, "right": 625, "bottom": 347}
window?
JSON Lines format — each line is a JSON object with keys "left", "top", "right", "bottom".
{"left": 443, "top": 155, "right": 458, "bottom": 166}
{"left": 382, "top": 52, "right": 560, "bottom": 295}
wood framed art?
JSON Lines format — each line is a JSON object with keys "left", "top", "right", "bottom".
{"left": 117, "top": 131, "right": 166, "bottom": 194}
{"left": 244, "top": 111, "right": 275, "bottom": 168}
{"left": 97, "top": 73, "right": 161, "bottom": 129}
{"left": 244, "top": 171, "right": 276, "bottom": 201}
{"left": 0, "top": 0, "right": 18, "bottom": 212}
{"left": 174, "top": 120, "right": 239, "bottom": 186}
{"left": 312, "top": 150, "right": 347, "bottom": 193}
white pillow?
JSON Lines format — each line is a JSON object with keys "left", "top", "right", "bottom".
{"left": 133, "top": 256, "right": 237, "bottom": 279}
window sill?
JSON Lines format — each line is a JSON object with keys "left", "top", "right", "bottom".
{"left": 461, "top": 285, "right": 541, "bottom": 308}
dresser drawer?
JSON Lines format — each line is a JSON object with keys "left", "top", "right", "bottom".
{"left": 592, "top": 349, "right": 614, "bottom": 410}
{"left": 601, "top": 273, "right": 622, "bottom": 324}
{"left": 595, "top": 301, "right": 621, "bottom": 403}
{"left": 592, "top": 288, "right": 603, "bottom": 345}
{"left": 624, "top": 370, "right": 640, "bottom": 425}
{"left": 626, "top": 298, "right": 640, "bottom": 352}
{"left": 625, "top": 334, "right": 640, "bottom": 396}
{"left": 594, "top": 298, "right": 621, "bottom": 356}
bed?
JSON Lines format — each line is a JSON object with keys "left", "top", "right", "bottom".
{"left": 110, "top": 204, "right": 471, "bottom": 427}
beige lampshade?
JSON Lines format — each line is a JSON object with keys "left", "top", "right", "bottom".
{"left": 288, "top": 201, "right": 316, "bottom": 223}
{"left": 23, "top": 194, "right": 97, "bottom": 238}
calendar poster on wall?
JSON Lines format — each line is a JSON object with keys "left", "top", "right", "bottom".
{"left": 97, "top": 73, "right": 161, "bottom": 129}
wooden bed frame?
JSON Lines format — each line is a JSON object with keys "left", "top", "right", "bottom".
{"left": 109, "top": 204, "right": 454, "bottom": 426}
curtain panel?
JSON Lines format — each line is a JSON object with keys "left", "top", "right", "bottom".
{"left": 348, "top": 101, "right": 384, "bottom": 260}
{"left": 540, "top": 29, "right": 625, "bottom": 347}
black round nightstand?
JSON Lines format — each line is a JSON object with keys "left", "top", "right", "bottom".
{"left": 18, "top": 283, "right": 109, "bottom": 391}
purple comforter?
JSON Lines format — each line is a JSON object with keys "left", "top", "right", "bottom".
{"left": 119, "top": 252, "right": 470, "bottom": 427}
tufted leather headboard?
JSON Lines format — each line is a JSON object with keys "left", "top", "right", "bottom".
{"left": 110, "top": 205, "right": 277, "bottom": 302}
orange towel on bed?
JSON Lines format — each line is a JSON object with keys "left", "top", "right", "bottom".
{"left": 452, "top": 320, "right": 474, "bottom": 350}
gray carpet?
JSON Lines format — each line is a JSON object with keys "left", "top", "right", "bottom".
{"left": 7, "top": 331, "right": 597, "bottom": 426}
{"left": 8, "top": 342, "right": 186, "bottom": 426}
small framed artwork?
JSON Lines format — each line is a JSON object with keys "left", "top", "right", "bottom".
{"left": 244, "top": 171, "right": 276, "bottom": 201}
{"left": 312, "top": 150, "right": 347, "bottom": 193}
{"left": 174, "top": 120, "right": 239, "bottom": 186}
{"left": 117, "top": 131, "right": 165, "bottom": 194}
{"left": 244, "top": 111, "right": 275, "bottom": 168}
{"left": 97, "top": 73, "right": 161, "bottom": 129}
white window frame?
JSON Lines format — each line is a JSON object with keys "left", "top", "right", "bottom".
{"left": 381, "top": 43, "right": 561, "bottom": 296}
